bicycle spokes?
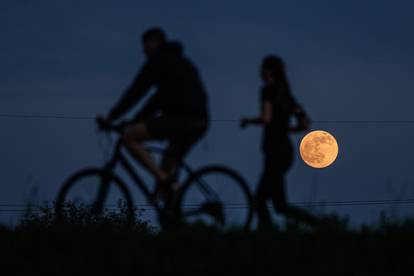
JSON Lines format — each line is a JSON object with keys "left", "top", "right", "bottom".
{"left": 180, "top": 201, "right": 224, "bottom": 225}
{"left": 57, "top": 169, "right": 133, "bottom": 220}
{"left": 200, "top": 201, "right": 225, "bottom": 225}
{"left": 179, "top": 166, "right": 253, "bottom": 229}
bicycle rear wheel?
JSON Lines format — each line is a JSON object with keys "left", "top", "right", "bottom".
{"left": 176, "top": 166, "right": 253, "bottom": 230}
{"left": 55, "top": 168, "right": 135, "bottom": 225}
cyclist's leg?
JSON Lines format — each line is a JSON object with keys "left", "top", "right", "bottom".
{"left": 153, "top": 140, "right": 189, "bottom": 204}
{"left": 122, "top": 123, "right": 168, "bottom": 182}
{"left": 161, "top": 144, "right": 180, "bottom": 180}
{"left": 161, "top": 136, "right": 198, "bottom": 180}
{"left": 161, "top": 118, "right": 207, "bottom": 181}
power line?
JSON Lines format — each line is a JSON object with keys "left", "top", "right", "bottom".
{"left": 0, "top": 114, "right": 93, "bottom": 120}
{"left": 0, "top": 198, "right": 413, "bottom": 213}
{"left": 1, "top": 113, "right": 414, "bottom": 124}
{"left": 2, "top": 198, "right": 414, "bottom": 207}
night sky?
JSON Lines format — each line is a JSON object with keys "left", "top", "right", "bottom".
{"left": 1, "top": 0, "right": 414, "bottom": 226}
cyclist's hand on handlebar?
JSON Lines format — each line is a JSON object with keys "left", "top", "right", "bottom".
{"left": 96, "top": 116, "right": 112, "bottom": 131}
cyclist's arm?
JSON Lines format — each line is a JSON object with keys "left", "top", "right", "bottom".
{"left": 132, "top": 94, "right": 160, "bottom": 122}
{"left": 108, "top": 62, "right": 157, "bottom": 120}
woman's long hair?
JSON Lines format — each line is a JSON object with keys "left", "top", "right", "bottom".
{"left": 261, "top": 55, "right": 289, "bottom": 89}
{"left": 262, "top": 55, "right": 296, "bottom": 113}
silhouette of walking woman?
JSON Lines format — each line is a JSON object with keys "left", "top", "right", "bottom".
{"left": 241, "top": 55, "right": 317, "bottom": 229}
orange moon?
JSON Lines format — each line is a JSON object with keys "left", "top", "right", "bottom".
{"left": 300, "top": 130, "right": 339, "bottom": 169}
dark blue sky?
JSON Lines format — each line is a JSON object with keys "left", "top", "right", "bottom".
{"left": 1, "top": 0, "right": 414, "bottom": 226}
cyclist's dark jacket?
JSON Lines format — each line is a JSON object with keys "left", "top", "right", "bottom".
{"left": 109, "top": 41, "right": 209, "bottom": 121}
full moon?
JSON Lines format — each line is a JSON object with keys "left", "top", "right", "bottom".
{"left": 300, "top": 130, "right": 339, "bottom": 169}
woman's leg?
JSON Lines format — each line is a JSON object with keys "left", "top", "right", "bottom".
{"left": 255, "top": 166, "right": 273, "bottom": 228}
{"left": 268, "top": 144, "right": 318, "bottom": 226}
{"left": 255, "top": 149, "right": 282, "bottom": 229}
{"left": 271, "top": 173, "right": 317, "bottom": 225}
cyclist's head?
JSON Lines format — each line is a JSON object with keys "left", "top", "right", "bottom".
{"left": 261, "top": 55, "right": 285, "bottom": 83}
{"left": 142, "top": 27, "right": 167, "bottom": 57}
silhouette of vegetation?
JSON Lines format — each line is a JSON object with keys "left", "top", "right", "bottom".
{"left": 19, "top": 201, "right": 154, "bottom": 233}
{"left": 0, "top": 205, "right": 413, "bottom": 275}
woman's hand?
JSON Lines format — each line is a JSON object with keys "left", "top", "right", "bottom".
{"left": 290, "top": 116, "right": 311, "bottom": 133}
{"left": 240, "top": 118, "right": 250, "bottom": 129}
{"left": 290, "top": 106, "right": 311, "bottom": 133}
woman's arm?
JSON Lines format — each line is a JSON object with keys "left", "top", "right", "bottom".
{"left": 289, "top": 105, "right": 311, "bottom": 132}
{"left": 241, "top": 101, "right": 272, "bottom": 128}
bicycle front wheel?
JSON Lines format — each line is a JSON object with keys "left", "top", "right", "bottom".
{"left": 177, "top": 166, "right": 253, "bottom": 230}
{"left": 55, "top": 168, "right": 135, "bottom": 225}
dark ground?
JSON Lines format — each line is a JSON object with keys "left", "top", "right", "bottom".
{"left": 1, "top": 207, "right": 413, "bottom": 275}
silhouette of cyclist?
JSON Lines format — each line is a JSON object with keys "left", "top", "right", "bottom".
{"left": 241, "top": 55, "right": 317, "bottom": 229}
{"left": 98, "top": 27, "right": 209, "bottom": 200}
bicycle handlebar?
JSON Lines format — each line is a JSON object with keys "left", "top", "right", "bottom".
{"left": 96, "top": 117, "right": 130, "bottom": 133}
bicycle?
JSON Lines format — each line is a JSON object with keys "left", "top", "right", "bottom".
{"left": 55, "top": 120, "right": 253, "bottom": 229}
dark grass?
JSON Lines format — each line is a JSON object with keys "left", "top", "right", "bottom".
{"left": 1, "top": 205, "right": 414, "bottom": 275}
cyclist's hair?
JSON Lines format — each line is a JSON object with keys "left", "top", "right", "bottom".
{"left": 142, "top": 27, "right": 167, "bottom": 43}
{"left": 262, "top": 55, "right": 285, "bottom": 80}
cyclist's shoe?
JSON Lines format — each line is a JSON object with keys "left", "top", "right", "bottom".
{"left": 200, "top": 201, "right": 225, "bottom": 225}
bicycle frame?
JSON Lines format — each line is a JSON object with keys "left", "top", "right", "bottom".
{"left": 100, "top": 139, "right": 219, "bottom": 214}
